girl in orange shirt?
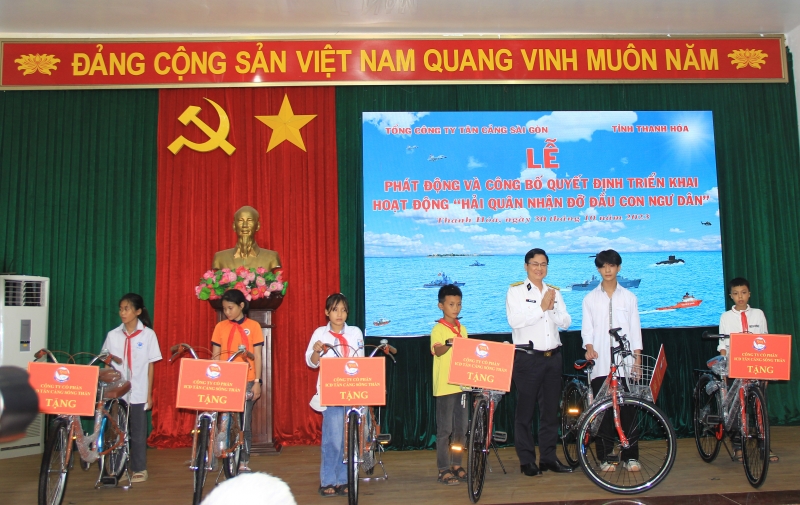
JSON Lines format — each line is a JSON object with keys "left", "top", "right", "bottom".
{"left": 211, "top": 289, "right": 263, "bottom": 473}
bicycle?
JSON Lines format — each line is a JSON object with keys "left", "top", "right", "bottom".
{"left": 320, "top": 339, "right": 396, "bottom": 505}
{"left": 35, "top": 348, "right": 131, "bottom": 505}
{"left": 460, "top": 340, "right": 533, "bottom": 504}
{"left": 169, "top": 343, "right": 255, "bottom": 505}
{"left": 559, "top": 328, "right": 676, "bottom": 494}
{"left": 693, "top": 332, "right": 770, "bottom": 488}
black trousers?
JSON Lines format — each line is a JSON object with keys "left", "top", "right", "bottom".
{"left": 512, "top": 351, "right": 562, "bottom": 465}
{"left": 129, "top": 403, "right": 147, "bottom": 472}
{"left": 590, "top": 376, "right": 639, "bottom": 462}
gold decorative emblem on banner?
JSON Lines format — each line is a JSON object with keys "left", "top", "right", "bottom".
{"left": 256, "top": 94, "right": 316, "bottom": 152}
{"left": 14, "top": 54, "right": 60, "bottom": 76}
{"left": 168, "top": 97, "right": 236, "bottom": 155}
{"left": 728, "top": 49, "right": 768, "bottom": 69}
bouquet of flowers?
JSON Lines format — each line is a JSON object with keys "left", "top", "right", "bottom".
{"left": 195, "top": 266, "right": 287, "bottom": 301}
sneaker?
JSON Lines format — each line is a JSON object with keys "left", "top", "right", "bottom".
{"left": 130, "top": 470, "right": 148, "bottom": 483}
{"left": 599, "top": 461, "right": 616, "bottom": 472}
{"left": 623, "top": 459, "right": 641, "bottom": 472}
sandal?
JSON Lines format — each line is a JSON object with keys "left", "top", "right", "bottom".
{"left": 318, "top": 485, "right": 337, "bottom": 497}
{"left": 238, "top": 463, "right": 253, "bottom": 474}
{"left": 336, "top": 485, "right": 349, "bottom": 496}
{"left": 452, "top": 466, "right": 467, "bottom": 480}
{"left": 437, "top": 469, "right": 459, "bottom": 485}
{"left": 131, "top": 470, "right": 148, "bottom": 483}
{"left": 770, "top": 452, "right": 779, "bottom": 463}
{"left": 733, "top": 449, "right": 742, "bottom": 462}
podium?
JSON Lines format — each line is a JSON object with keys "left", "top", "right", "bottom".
{"left": 210, "top": 296, "right": 283, "bottom": 454}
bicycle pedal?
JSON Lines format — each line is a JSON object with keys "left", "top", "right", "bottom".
{"left": 606, "top": 454, "right": 620, "bottom": 462}
{"left": 492, "top": 431, "right": 508, "bottom": 443}
{"left": 705, "top": 415, "right": 721, "bottom": 425}
{"left": 377, "top": 434, "right": 392, "bottom": 444}
{"left": 100, "top": 476, "right": 118, "bottom": 487}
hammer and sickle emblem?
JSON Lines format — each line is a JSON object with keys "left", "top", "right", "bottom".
{"left": 167, "top": 97, "right": 236, "bottom": 155}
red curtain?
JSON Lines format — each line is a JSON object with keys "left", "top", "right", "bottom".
{"left": 148, "top": 87, "right": 338, "bottom": 448}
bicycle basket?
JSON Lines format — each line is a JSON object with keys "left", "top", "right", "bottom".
{"left": 622, "top": 354, "right": 658, "bottom": 401}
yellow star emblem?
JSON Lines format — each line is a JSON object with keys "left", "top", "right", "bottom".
{"left": 256, "top": 94, "right": 317, "bottom": 152}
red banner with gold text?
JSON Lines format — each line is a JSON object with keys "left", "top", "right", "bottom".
{"left": 1, "top": 36, "right": 786, "bottom": 88}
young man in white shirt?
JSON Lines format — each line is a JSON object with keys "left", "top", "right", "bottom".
{"left": 581, "top": 249, "right": 643, "bottom": 473}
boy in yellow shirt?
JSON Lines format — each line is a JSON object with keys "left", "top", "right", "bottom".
{"left": 431, "top": 284, "right": 468, "bottom": 485}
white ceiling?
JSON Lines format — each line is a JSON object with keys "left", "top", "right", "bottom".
{"left": 2, "top": 0, "right": 800, "bottom": 38}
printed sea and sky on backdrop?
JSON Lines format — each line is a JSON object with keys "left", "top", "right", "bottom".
{"left": 363, "top": 111, "right": 723, "bottom": 336}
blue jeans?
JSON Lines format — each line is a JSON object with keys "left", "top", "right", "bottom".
{"left": 320, "top": 406, "right": 347, "bottom": 487}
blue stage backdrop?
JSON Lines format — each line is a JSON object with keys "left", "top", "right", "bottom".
{"left": 363, "top": 111, "right": 723, "bottom": 336}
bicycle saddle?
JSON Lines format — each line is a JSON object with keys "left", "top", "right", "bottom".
{"left": 574, "top": 359, "right": 595, "bottom": 370}
{"left": 99, "top": 369, "right": 122, "bottom": 384}
{"left": 101, "top": 378, "right": 132, "bottom": 399}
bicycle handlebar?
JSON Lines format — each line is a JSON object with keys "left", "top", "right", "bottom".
{"left": 101, "top": 350, "right": 122, "bottom": 365}
{"left": 702, "top": 331, "right": 729, "bottom": 340}
{"left": 170, "top": 343, "right": 252, "bottom": 362}
{"left": 443, "top": 339, "right": 529, "bottom": 352}
{"left": 321, "top": 341, "right": 398, "bottom": 363}
{"left": 609, "top": 327, "right": 626, "bottom": 342}
{"left": 34, "top": 348, "right": 119, "bottom": 366}
{"left": 514, "top": 341, "right": 534, "bottom": 353}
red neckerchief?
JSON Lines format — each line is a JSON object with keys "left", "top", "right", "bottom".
{"left": 330, "top": 330, "right": 349, "bottom": 357}
{"left": 123, "top": 329, "right": 142, "bottom": 374}
{"left": 226, "top": 318, "right": 251, "bottom": 355}
{"left": 741, "top": 311, "right": 749, "bottom": 333}
{"left": 438, "top": 318, "right": 464, "bottom": 338}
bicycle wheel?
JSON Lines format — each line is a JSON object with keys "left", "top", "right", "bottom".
{"left": 742, "top": 386, "right": 769, "bottom": 488}
{"left": 577, "top": 396, "right": 676, "bottom": 494}
{"left": 193, "top": 417, "right": 211, "bottom": 505}
{"left": 222, "top": 412, "right": 242, "bottom": 480}
{"left": 38, "top": 418, "right": 70, "bottom": 505}
{"left": 467, "top": 397, "right": 488, "bottom": 503}
{"left": 693, "top": 374, "right": 722, "bottom": 463}
{"left": 561, "top": 380, "right": 585, "bottom": 468}
{"left": 102, "top": 400, "right": 129, "bottom": 480}
{"left": 346, "top": 410, "right": 360, "bottom": 505}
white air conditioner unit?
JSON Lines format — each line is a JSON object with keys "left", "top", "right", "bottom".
{"left": 0, "top": 275, "right": 49, "bottom": 459}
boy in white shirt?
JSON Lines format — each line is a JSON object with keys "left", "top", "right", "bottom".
{"left": 581, "top": 249, "right": 642, "bottom": 473}
{"left": 718, "top": 277, "right": 777, "bottom": 463}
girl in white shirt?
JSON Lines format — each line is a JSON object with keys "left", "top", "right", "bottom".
{"left": 305, "top": 293, "right": 364, "bottom": 497}
{"left": 100, "top": 293, "right": 162, "bottom": 483}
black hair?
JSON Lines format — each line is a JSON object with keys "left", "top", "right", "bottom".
{"left": 438, "top": 284, "right": 463, "bottom": 303}
{"left": 119, "top": 293, "right": 153, "bottom": 328}
{"left": 325, "top": 293, "right": 349, "bottom": 313}
{"left": 729, "top": 277, "right": 750, "bottom": 292}
{"left": 524, "top": 248, "right": 549, "bottom": 264}
{"left": 221, "top": 289, "right": 250, "bottom": 314}
{"left": 594, "top": 249, "right": 622, "bottom": 268}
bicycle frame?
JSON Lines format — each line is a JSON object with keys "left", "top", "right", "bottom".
{"left": 570, "top": 329, "right": 636, "bottom": 446}
{"left": 702, "top": 356, "right": 764, "bottom": 445}
{"left": 36, "top": 348, "right": 130, "bottom": 492}
{"left": 171, "top": 343, "right": 251, "bottom": 474}
{"left": 40, "top": 351, "right": 127, "bottom": 463}
{"left": 695, "top": 331, "right": 771, "bottom": 488}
